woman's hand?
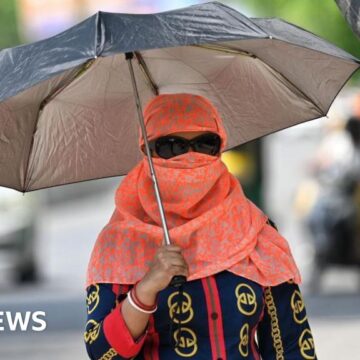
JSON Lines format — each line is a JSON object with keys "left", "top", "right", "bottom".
{"left": 136, "top": 245, "right": 189, "bottom": 303}
{"left": 121, "top": 244, "right": 188, "bottom": 340}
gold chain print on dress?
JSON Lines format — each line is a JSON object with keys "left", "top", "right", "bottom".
{"left": 168, "top": 291, "right": 198, "bottom": 357}
{"left": 239, "top": 323, "right": 249, "bottom": 357}
{"left": 99, "top": 348, "right": 118, "bottom": 360}
{"left": 84, "top": 319, "right": 101, "bottom": 344}
{"left": 264, "top": 287, "right": 285, "bottom": 360}
{"left": 299, "top": 329, "right": 316, "bottom": 359}
{"left": 86, "top": 284, "right": 100, "bottom": 314}
{"left": 291, "top": 290, "right": 307, "bottom": 324}
{"left": 235, "top": 283, "right": 257, "bottom": 316}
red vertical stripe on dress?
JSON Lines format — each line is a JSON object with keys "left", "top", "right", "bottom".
{"left": 112, "top": 284, "right": 120, "bottom": 296}
{"left": 201, "top": 276, "right": 227, "bottom": 360}
{"left": 121, "top": 284, "right": 130, "bottom": 294}
{"left": 144, "top": 315, "right": 159, "bottom": 360}
{"left": 112, "top": 284, "right": 130, "bottom": 298}
{"left": 143, "top": 337, "right": 152, "bottom": 360}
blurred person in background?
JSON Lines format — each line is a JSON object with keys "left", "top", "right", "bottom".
{"left": 83, "top": 93, "right": 317, "bottom": 359}
{"left": 303, "top": 95, "right": 360, "bottom": 292}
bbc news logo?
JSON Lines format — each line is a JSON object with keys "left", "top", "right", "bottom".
{"left": 0, "top": 311, "right": 46, "bottom": 331}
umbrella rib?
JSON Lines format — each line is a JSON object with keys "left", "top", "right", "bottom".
{"left": 195, "top": 44, "right": 257, "bottom": 58}
{"left": 39, "top": 59, "right": 96, "bottom": 111}
{"left": 134, "top": 51, "right": 159, "bottom": 96}
{"left": 194, "top": 44, "right": 325, "bottom": 116}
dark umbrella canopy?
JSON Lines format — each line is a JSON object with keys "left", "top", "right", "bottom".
{"left": 0, "top": 1, "right": 359, "bottom": 192}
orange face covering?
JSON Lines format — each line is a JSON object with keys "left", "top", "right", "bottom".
{"left": 86, "top": 93, "right": 301, "bottom": 288}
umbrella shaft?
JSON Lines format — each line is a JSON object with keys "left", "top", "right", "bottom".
{"left": 126, "top": 52, "right": 171, "bottom": 246}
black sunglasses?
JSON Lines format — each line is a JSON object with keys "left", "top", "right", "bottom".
{"left": 147, "top": 132, "right": 221, "bottom": 159}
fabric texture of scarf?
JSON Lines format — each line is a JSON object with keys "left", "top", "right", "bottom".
{"left": 85, "top": 93, "right": 301, "bottom": 289}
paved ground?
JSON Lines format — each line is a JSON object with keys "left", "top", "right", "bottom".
{"left": 312, "top": 318, "right": 360, "bottom": 359}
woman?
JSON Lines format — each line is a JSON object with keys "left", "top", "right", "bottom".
{"left": 84, "top": 93, "right": 317, "bottom": 359}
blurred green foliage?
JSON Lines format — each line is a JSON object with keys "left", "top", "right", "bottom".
{"left": 0, "top": 0, "right": 20, "bottom": 48}
{"left": 239, "top": 0, "right": 360, "bottom": 80}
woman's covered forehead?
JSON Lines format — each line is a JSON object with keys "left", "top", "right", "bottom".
{"left": 145, "top": 94, "right": 217, "bottom": 130}
{"left": 139, "top": 93, "right": 227, "bottom": 150}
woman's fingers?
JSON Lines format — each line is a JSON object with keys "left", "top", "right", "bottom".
{"left": 157, "top": 251, "right": 187, "bottom": 265}
{"left": 157, "top": 252, "right": 185, "bottom": 262}
{"left": 168, "top": 265, "right": 189, "bottom": 277}
{"left": 155, "top": 246, "right": 189, "bottom": 275}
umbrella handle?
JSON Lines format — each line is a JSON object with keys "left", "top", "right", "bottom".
{"left": 170, "top": 275, "right": 187, "bottom": 287}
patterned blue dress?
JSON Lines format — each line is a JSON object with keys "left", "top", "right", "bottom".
{"left": 84, "top": 270, "right": 317, "bottom": 359}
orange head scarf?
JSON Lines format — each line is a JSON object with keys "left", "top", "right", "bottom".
{"left": 86, "top": 93, "right": 301, "bottom": 289}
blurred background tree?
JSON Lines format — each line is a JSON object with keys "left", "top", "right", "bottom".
{"left": 0, "top": 0, "right": 20, "bottom": 48}
{"left": 239, "top": 0, "right": 360, "bottom": 81}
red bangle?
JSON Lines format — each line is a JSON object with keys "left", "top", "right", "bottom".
{"left": 131, "top": 283, "right": 157, "bottom": 311}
